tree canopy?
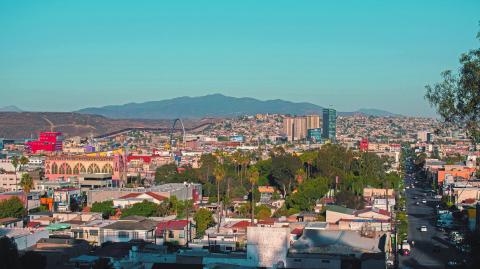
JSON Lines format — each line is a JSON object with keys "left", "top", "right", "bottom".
{"left": 0, "top": 197, "right": 25, "bottom": 219}
{"left": 91, "top": 200, "right": 115, "bottom": 219}
{"left": 426, "top": 26, "right": 480, "bottom": 144}
{"left": 121, "top": 200, "right": 159, "bottom": 218}
{"left": 193, "top": 208, "right": 214, "bottom": 238}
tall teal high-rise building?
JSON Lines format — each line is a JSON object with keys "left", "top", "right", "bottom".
{"left": 322, "top": 108, "right": 337, "bottom": 142}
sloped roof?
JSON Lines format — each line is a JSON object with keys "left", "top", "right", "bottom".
{"left": 355, "top": 207, "right": 390, "bottom": 217}
{"left": 103, "top": 218, "right": 158, "bottom": 231}
{"left": 291, "top": 228, "right": 304, "bottom": 236}
{"left": 229, "top": 220, "right": 251, "bottom": 229}
{"left": 156, "top": 220, "right": 189, "bottom": 235}
{"left": 326, "top": 205, "right": 355, "bottom": 215}
{"left": 119, "top": 192, "right": 167, "bottom": 201}
{"left": 0, "top": 217, "right": 20, "bottom": 225}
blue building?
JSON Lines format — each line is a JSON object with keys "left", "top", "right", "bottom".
{"left": 322, "top": 108, "right": 337, "bottom": 142}
{"left": 307, "top": 128, "right": 322, "bottom": 143}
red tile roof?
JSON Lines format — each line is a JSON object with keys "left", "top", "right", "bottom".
{"left": 257, "top": 218, "right": 275, "bottom": 225}
{"left": 27, "top": 221, "right": 41, "bottom": 228}
{"left": 156, "top": 220, "right": 189, "bottom": 235}
{"left": 230, "top": 220, "right": 252, "bottom": 229}
{"left": 291, "top": 228, "right": 303, "bottom": 236}
{"left": 145, "top": 192, "right": 167, "bottom": 202}
{"left": 119, "top": 192, "right": 167, "bottom": 201}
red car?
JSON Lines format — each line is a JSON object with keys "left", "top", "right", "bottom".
{"left": 401, "top": 249, "right": 411, "bottom": 256}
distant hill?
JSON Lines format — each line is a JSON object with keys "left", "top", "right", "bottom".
{"left": 0, "top": 105, "right": 22, "bottom": 112}
{"left": 0, "top": 112, "right": 203, "bottom": 138}
{"left": 348, "top": 108, "right": 401, "bottom": 117}
{"left": 77, "top": 94, "right": 401, "bottom": 119}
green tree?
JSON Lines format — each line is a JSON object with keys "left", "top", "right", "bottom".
{"left": 286, "top": 177, "right": 329, "bottom": 211}
{"left": 19, "top": 156, "right": 29, "bottom": 171}
{"left": 121, "top": 200, "right": 159, "bottom": 218}
{"left": 247, "top": 166, "right": 259, "bottom": 224}
{"left": 315, "top": 144, "right": 354, "bottom": 181}
{"left": 0, "top": 197, "right": 25, "bottom": 219}
{"left": 425, "top": 26, "right": 480, "bottom": 145}
{"left": 155, "top": 163, "right": 179, "bottom": 183}
{"left": 270, "top": 153, "right": 302, "bottom": 195}
{"left": 11, "top": 156, "right": 19, "bottom": 191}
{"left": 91, "top": 200, "right": 115, "bottom": 219}
{"left": 193, "top": 208, "right": 214, "bottom": 238}
{"left": 255, "top": 204, "right": 271, "bottom": 220}
{"left": 300, "top": 151, "right": 317, "bottom": 179}
{"left": 213, "top": 164, "right": 225, "bottom": 232}
{"left": 335, "top": 190, "right": 365, "bottom": 210}
{"left": 19, "top": 173, "right": 34, "bottom": 213}
{"left": 199, "top": 153, "right": 217, "bottom": 183}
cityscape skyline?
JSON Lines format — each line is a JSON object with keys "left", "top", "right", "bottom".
{"left": 1, "top": 1, "right": 480, "bottom": 116}
{"left": 1, "top": 1, "right": 480, "bottom": 268}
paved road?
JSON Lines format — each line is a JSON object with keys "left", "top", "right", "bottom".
{"left": 398, "top": 176, "right": 463, "bottom": 269}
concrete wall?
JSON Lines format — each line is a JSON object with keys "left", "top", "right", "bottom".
{"left": 10, "top": 229, "right": 49, "bottom": 250}
{"left": 247, "top": 227, "right": 289, "bottom": 268}
{"left": 326, "top": 211, "right": 352, "bottom": 223}
{"left": 87, "top": 184, "right": 200, "bottom": 205}
{"left": 101, "top": 229, "right": 155, "bottom": 244}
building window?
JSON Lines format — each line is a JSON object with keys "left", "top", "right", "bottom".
{"left": 118, "top": 231, "right": 129, "bottom": 239}
{"left": 322, "top": 260, "right": 330, "bottom": 263}
{"left": 51, "top": 163, "right": 58, "bottom": 174}
{"left": 179, "top": 232, "right": 185, "bottom": 238}
{"left": 87, "top": 163, "right": 100, "bottom": 174}
{"left": 168, "top": 231, "right": 174, "bottom": 238}
{"left": 294, "top": 259, "right": 302, "bottom": 262}
{"left": 132, "top": 232, "right": 139, "bottom": 239}
{"left": 89, "top": 230, "right": 98, "bottom": 236}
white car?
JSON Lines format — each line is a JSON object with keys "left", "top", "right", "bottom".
{"left": 420, "top": 226, "right": 427, "bottom": 232}
{"left": 421, "top": 199, "right": 427, "bottom": 204}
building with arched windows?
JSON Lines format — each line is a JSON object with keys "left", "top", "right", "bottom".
{"left": 45, "top": 155, "right": 126, "bottom": 185}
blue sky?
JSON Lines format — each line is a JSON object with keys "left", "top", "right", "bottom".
{"left": 0, "top": 0, "right": 479, "bottom": 116}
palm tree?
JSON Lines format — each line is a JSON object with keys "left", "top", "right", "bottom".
{"left": 19, "top": 173, "right": 34, "bottom": 213}
{"left": 248, "top": 166, "right": 259, "bottom": 225}
{"left": 295, "top": 168, "right": 306, "bottom": 184}
{"left": 19, "top": 156, "right": 29, "bottom": 171}
{"left": 300, "top": 151, "right": 316, "bottom": 179}
{"left": 11, "top": 156, "right": 19, "bottom": 191}
{"left": 213, "top": 164, "right": 225, "bottom": 232}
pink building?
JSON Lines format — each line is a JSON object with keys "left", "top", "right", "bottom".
{"left": 26, "top": 132, "right": 63, "bottom": 153}
{"left": 44, "top": 155, "right": 126, "bottom": 184}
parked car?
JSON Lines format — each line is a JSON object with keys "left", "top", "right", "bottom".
{"left": 420, "top": 226, "right": 427, "bottom": 232}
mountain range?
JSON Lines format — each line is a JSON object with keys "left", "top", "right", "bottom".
{"left": 0, "top": 105, "right": 22, "bottom": 112}
{"left": 77, "top": 94, "right": 401, "bottom": 119}
{"left": 0, "top": 112, "right": 208, "bottom": 139}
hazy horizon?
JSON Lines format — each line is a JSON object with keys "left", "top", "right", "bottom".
{"left": 1, "top": 1, "right": 479, "bottom": 117}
